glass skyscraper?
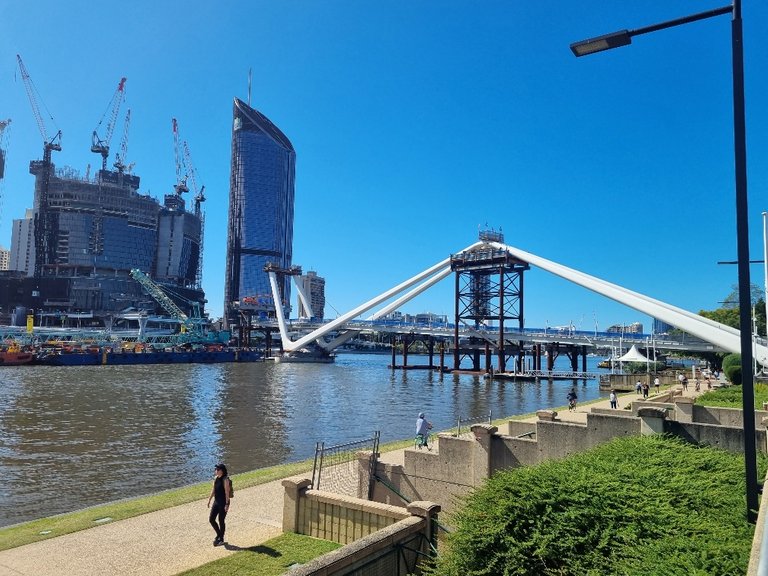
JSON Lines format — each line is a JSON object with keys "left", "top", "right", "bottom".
{"left": 224, "top": 98, "right": 295, "bottom": 326}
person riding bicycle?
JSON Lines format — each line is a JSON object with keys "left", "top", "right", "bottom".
{"left": 416, "top": 412, "right": 432, "bottom": 449}
{"left": 567, "top": 388, "right": 578, "bottom": 411}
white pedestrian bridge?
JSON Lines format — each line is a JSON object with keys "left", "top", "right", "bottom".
{"left": 266, "top": 240, "right": 767, "bottom": 366}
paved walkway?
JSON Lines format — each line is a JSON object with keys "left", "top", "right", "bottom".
{"left": 0, "top": 383, "right": 704, "bottom": 576}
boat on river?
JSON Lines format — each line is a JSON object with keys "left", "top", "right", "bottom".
{"left": 0, "top": 344, "right": 36, "bottom": 366}
{"left": 269, "top": 350, "right": 336, "bottom": 363}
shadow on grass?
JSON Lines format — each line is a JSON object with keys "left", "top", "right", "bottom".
{"left": 226, "top": 544, "right": 281, "bottom": 557}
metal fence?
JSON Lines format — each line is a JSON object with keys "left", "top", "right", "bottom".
{"left": 312, "top": 431, "right": 380, "bottom": 499}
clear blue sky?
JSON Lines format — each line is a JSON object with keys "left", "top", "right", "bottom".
{"left": 2, "top": 1, "right": 768, "bottom": 331}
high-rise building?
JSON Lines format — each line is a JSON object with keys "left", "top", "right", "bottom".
{"left": 2, "top": 166, "right": 204, "bottom": 321}
{"left": 224, "top": 98, "right": 295, "bottom": 327}
{"left": 9, "top": 209, "right": 34, "bottom": 273}
{"left": 297, "top": 270, "right": 325, "bottom": 320}
{"left": 0, "top": 246, "right": 9, "bottom": 270}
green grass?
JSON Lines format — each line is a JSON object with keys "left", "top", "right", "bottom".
{"left": 175, "top": 532, "right": 340, "bottom": 576}
{"left": 696, "top": 382, "right": 768, "bottom": 410}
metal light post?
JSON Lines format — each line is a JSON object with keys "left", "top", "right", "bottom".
{"left": 571, "top": 1, "right": 758, "bottom": 522}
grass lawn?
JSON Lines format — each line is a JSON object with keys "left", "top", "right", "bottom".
{"left": 175, "top": 533, "right": 340, "bottom": 576}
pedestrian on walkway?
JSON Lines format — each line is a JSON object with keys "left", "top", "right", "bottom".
{"left": 635, "top": 380, "right": 642, "bottom": 395}
{"left": 682, "top": 376, "right": 688, "bottom": 391}
{"left": 642, "top": 382, "right": 650, "bottom": 399}
{"left": 695, "top": 378, "right": 701, "bottom": 392}
{"left": 416, "top": 412, "right": 432, "bottom": 449}
{"left": 609, "top": 390, "right": 618, "bottom": 409}
{"left": 654, "top": 377, "right": 661, "bottom": 394}
{"left": 567, "top": 388, "right": 578, "bottom": 411}
{"left": 207, "top": 463, "right": 232, "bottom": 546}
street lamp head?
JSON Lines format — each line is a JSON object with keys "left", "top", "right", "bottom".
{"left": 570, "top": 30, "right": 632, "bottom": 56}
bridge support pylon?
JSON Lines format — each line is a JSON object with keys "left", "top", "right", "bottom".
{"left": 450, "top": 233, "right": 529, "bottom": 373}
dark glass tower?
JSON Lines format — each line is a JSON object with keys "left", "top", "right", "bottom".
{"left": 224, "top": 98, "right": 295, "bottom": 327}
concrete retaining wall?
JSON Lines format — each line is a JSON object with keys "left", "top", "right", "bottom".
{"left": 371, "top": 407, "right": 768, "bottom": 519}
{"left": 282, "top": 477, "right": 440, "bottom": 576}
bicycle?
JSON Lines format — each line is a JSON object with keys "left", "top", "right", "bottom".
{"left": 415, "top": 433, "right": 432, "bottom": 451}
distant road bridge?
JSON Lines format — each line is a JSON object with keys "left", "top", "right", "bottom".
{"left": 273, "top": 319, "right": 727, "bottom": 355}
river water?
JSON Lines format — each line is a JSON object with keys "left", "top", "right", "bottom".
{"left": 0, "top": 353, "right": 608, "bottom": 527}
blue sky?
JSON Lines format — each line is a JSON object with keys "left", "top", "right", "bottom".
{"left": 2, "top": 1, "right": 768, "bottom": 331}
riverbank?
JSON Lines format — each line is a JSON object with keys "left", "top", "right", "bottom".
{"left": 0, "top": 385, "right": 693, "bottom": 575}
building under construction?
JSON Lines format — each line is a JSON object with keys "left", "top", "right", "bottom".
{"left": 1, "top": 164, "right": 205, "bottom": 326}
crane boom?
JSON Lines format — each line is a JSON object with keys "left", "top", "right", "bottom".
{"left": 171, "top": 118, "right": 188, "bottom": 195}
{"left": 16, "top": 55, "right": 61, "bottom": 151}
{"left": 113, "top": 109, "right": 131, "bottom": 173}
{"left": 130, "top": 268, "right": 193, "bottom": 330}
{"left": 91, "top": 77, "right": 127, "bottom": 171}
{"left": 183, "top": 139, "right": 206, "bottom": 289}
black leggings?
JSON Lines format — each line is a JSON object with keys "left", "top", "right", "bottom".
{"left": 209, "top": 502, "right": 227, "bottom": 540}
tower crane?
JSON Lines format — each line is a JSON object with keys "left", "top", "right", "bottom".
{"left": 16, "top": 54, "right": 62, "bottom": 278}
{"left": 0, "top": 118, "right": 10, "bottom": 180}
{"left": 183, "top": 140, "right": 206, "bottom": 289}
{"left": 171, "top": 118, "right": 188, "bottom": 196}
{"left": 113, "top": 109, "right": 131, "bottom": 173}
{"left": 91, "top": 77, "right": 127, "bottom": 171}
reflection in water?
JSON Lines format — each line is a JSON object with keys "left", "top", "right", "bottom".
{"left": 0, "top": 354, "right": 607, "bottom": 527}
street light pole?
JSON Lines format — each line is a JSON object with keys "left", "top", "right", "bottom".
{"left": 571, "top": 0, "right": 758, "bottom": 523}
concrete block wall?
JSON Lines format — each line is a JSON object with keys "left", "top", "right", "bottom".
{"left": 283, "top": 477, "right": 408, "bottom": 544}
{"left": 666, "top": 420, "right": 767, "bottom": 454}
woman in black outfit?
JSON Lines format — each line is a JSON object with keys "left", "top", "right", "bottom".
{"left": 207, "top": 463, "right": 231, "bottom": 546}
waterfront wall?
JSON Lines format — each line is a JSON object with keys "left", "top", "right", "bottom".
{"left": 282, "top": 477, "right": 438, "bottom": 576}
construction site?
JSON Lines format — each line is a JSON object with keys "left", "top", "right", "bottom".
{"left": 0, "top": 56, "right": 208, "bottom": 332}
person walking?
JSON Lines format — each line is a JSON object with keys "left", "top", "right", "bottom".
{"left": 416, "top": 412, "right": 432, "bottom": 449}
{"left": 207, "top": 463, "right": 232, "bottom": 546}
{"left": 642, "top": 381, "right": 650, "bottom": 399}
{"left": 654, "top": 376, "right": 661, "bottom": 394}
{"left": 635, "top": 380, "right": 642, "bottom": 395}
{"left": 567, "top": 388, "right": 578, "bottom": 411}
{"left": 609, "top": 390, "right": 619, "bottom": 409}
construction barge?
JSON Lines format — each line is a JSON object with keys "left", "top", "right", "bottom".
{"left": 1, "top": 343, "right": 262, "bottom": 366}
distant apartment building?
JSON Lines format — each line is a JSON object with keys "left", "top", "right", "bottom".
{"left": 297, "top": 270, "right": 325, "bottom": 320}
{"left": 0, "top": 246, "right": 9, "bottom": 270}
{"left": 653, "top": 319, "right": 675, "bottom": 334}
{"left": 9, "top": 209, "right": 34, "bottom": 273}
{"left": 224, "top": 98, "right": 296, "bottom": 326}
{"left": 606, "top": 322, "right": 643, "bottom": 334}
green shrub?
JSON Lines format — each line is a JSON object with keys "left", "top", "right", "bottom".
{"left": 722, "top": 353, "right": 741, "bottom": 372}
{"left": 429, "top": 436, "right": 757, "bottom": 576}
{"left": 697, "top": 383, "right": 768, "bottom": 410}
{"left": 725, "top": 364, "right": 743, "bottom": 385}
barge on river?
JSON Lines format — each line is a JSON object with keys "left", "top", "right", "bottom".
{"left": 33, "top": 346, "right": 263, "bottom": 366}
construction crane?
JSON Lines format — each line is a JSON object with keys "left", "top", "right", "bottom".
{"left": 113, "top": 108, "right": 131, "bottom": 173}
{"left": 130, "top": 268, "right": 198, "bottom": 336}
{"left": 0, "top": 118, "right": 10, "bottom": 180}
{"left": 183, "top": 140, "right": 206, "bottom": 289}
{"left": 171, "top": 118, "right": 188, "bottom": 196}
{"left": 91, "top": 77, "right": 127, "bottom": 171}
{"left": 17, "top": 54, "right": 62, "bottom": 278}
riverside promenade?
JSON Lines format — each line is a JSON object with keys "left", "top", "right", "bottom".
{"left": 0, "top": 384, "right": 703, "bottom": 576}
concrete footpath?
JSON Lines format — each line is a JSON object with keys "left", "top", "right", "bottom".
{"left": 0, "top": 384, "right": 701, "bottom": 576}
